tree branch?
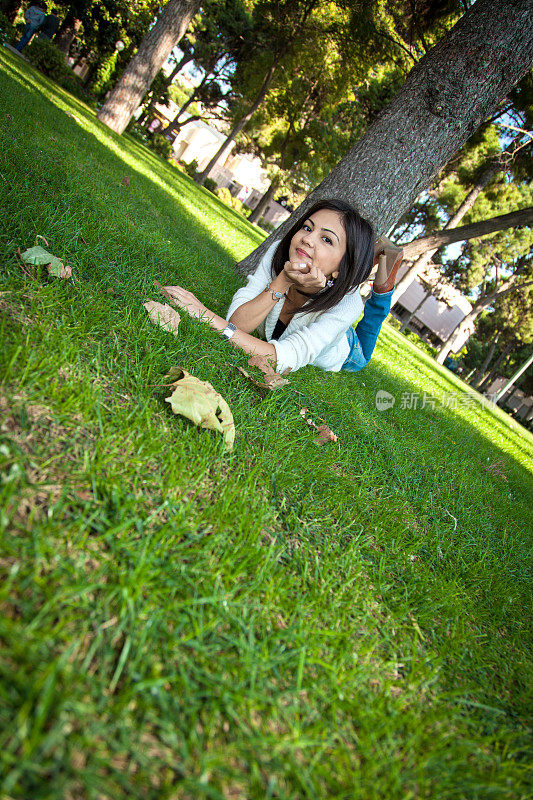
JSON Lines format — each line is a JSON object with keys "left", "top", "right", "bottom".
{"left": 402, "top": 207, "right": 533, "bottom": 259}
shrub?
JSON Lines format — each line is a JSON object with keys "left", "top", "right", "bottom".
{"left": 26, "top": 39, "right": 87, "bottom": 100}
{"left": 203, "top": 177, "right": 217, "bottom": 193}
{"left": 0, "top": 12, "right": 17, "bottom": 45}
{"left": 258, "top": 218, "right": 275, "bottom": 233}
{"left": 148, "top": 134, "right": 173, "bottom": 160}
{"left": 215, "top": 186, "right": 233, "bottom": 205}
{"left": 230, "top": 195, "right": 244, "bottom": 214}
{"left": 183, "top": 159, "right": 199, "bottom": 178}
{"left": 90, "top": 51, "right": 119, "bottom": 98}
{"left": 125, "top": 121, "right": 148, "bottom": 143}
{"left": 215, "top": 186, "right": 246, "bottom": 215}
{"left": 27, "top": 38, "right": 70, "bottom": 81}
{"left": 402, "top": 328, "right": 437, "bottom": 357}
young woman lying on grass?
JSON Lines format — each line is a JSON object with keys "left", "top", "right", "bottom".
{"left": 163, "top": 199, "right": 404, "bottom": 375}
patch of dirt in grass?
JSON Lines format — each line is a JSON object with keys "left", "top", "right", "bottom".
{"left": 0, "top": 291, "right": 34, "bottom": 326}
{"left": 401, "top": 503, "right": 423, "bottom": 533}
{"left": 1, "top": 390, "right": 96, "bottom": 525}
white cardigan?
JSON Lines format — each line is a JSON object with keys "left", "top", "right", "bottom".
{"left": 226, "top": 243, "right": 364, "bottom": 374}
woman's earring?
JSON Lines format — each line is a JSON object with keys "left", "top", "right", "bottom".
{"left": 326, "top": 278, "right": 335, "bottom": 288}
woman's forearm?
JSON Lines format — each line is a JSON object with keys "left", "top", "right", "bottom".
{"left": 202, "top": 310, "right": 277, "bottom": 364}
{"left": 229, "top": 272, "right": 292, "bottom": 333}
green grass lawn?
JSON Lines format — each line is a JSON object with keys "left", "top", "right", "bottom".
{"left": 1, "top": 48, "right": 532, "bottom": 800}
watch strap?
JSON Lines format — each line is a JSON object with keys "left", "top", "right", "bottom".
{"left": 221, "top": 322, "right": 237, "bottom": 340}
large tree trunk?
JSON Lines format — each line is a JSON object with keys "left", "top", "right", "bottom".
{"left": 195, "top": 62, "right": 277, "bottom": 185}
{"left": 97, "top": 0, "right": 200, "bottom": 135}
{"left": 237, "top": 0, "right": 533, "bottom": 275}
{"left": 1, "top": 0, "right": 22, "bottom": 24}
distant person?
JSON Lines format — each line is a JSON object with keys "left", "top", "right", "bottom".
{"left": 159, "top": 199, "right": 405, "bottom": 376}
{"left": 37, "top": 12, "right": 60, "bottom": 41}
{"left": 15, "top": 2, "right": 46, "bottom": 52}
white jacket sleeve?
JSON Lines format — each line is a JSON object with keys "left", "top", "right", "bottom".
{"left": 272, "top": 290, "right": 363, "bottom": 374}
{"left": 225, "top": 242, "right": 278, "bottom": 325}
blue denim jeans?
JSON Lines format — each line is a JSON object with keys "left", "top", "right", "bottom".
{"left": 16, "top": 24, "right": 38, "bottom": 51}
{"left": 342, "top": 289, "right": 393, "bottom": 372}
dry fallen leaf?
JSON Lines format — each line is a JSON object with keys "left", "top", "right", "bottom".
{"left": 20, "top": 244, "right": 72, "bottom": 279}
{"left": 236, "top": 354, "right": 290, "bottom": 391}
{"left": 299, "top": 407, "right": 338, "bottom": 446}
{"left": 315, "top": 424, "right": 338, "bottom": 445}
{"left": 164, "top": 369, "right": 235, "bottom": 450}
{"left": 121, "top": 176, "right": 131, "bottom": 186}
{"left": 144, "top": 301, "right": 181, "bottom": 335}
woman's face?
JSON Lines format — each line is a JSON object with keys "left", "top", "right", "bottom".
{"left": 289, "top": 209, "right": 347, "bottom": 278}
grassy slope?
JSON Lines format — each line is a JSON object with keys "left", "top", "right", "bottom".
{"left": 0, "top": 49, "right": 532, "bottom": 800}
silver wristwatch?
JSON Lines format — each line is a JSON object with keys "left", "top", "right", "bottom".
{"left": 221, "top": 322, "right": 237, "bottom": 340}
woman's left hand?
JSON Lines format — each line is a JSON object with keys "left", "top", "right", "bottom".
{"left": 162, "top": 286, "right": 208, "bottom": 319}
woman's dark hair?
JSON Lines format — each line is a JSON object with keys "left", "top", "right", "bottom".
{"left": 271, "top": 198, "right": 374, "bottom": 315}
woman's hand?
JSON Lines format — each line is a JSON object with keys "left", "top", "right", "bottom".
{"left": 162, "top": 286, "right": 209, "bottom": 320}
{"left": 283, "top": 260, "right": 338, "bottom": 294}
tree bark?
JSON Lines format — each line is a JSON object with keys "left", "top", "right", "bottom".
{"left": 401, "top": 207, "right": 533, "bottom": 262}
{"left": 237, "top": 0, "right": 533, "bottom": 275}
{"left": 435, "top": 277, "right": 533, "bottom": 364}
{"left": 97, "top": 0, "right": 201, "bottom": 135}
{"left": 195, "top": 62, "right": 277, "bottom": 185}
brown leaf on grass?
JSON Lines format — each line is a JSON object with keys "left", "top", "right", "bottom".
{"left": 236, "top": 365, "right": 289, "bottom": 391}
{"left": 315, "top": 424, "right": 338, "bottom": 446}
{"left": 299, "top": 407, "right": 338, "bottom": 446}
{"left": 144, "top": 301, "right": 181, "bottom": 335}
{"left": 164, "top": 369, "right": 235, "bottom": 450}
{"left": 6, "top": 113, "right": 13, "bottom": 122}
{"left": 48, "top": 262, "right": 72, "bottom": 279}
{"left": 121, "top": 176, "right": 131, "bottom": 186}
{"left": 236, "top": 354, "right": 290, "bottom": 391}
